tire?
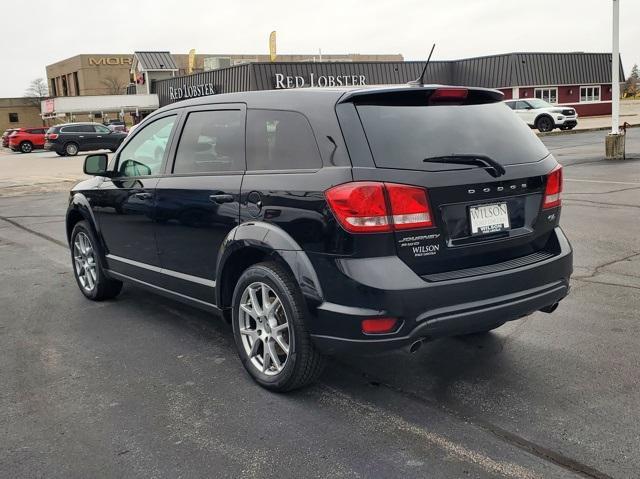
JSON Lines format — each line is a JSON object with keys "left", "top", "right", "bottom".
{"left": 457, "top": 321, "right": 505, "bottom": 337}
{"left": 56, "top": 151, "right": 66, "bottom": 157}
{"left": 70, "top": 220, "right": 123, "bottom": 301}
{"left": 536, "top": 116, "right": 554, "bottom": 132}
{"left": 232, "top": 261, "right": 326, "bottom": 392}
{"left": 64, "top": 142, "right": 79, "bottom": 156}
{"left": 20, "top": 141, "right": 33, "bottom": 153}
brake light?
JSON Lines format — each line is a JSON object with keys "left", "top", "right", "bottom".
{"left": 543, "top": 165, "right": 563, "bottom": 209}
{"left": 361, "top": 317, "right": 399, "bottom": 334}
{"left": 430, "top": 88, "right": 468, "bottom": 103}
{"left": 47, "top": 133, "right": 59, "bottom": 140}
{"left": 325, "top": 182, "right": 433, "bottom": 233}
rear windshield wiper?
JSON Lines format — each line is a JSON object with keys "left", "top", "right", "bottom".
{"left": 423, "top": 155, "right": 506, "bottom": 178}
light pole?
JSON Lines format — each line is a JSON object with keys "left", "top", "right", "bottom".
{"left": 611, "top": 0, "right": 620, "bottom": 134}
{"left": 606, "top": 0, "right": 625, "bottom": 159}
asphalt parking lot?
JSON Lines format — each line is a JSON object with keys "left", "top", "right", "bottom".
{"left": 1, "top": 130, "right": 639, "bottom": 478}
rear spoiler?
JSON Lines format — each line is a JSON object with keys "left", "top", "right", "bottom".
{"left": 337, "top": 85, "right": 504, "bottom": 105}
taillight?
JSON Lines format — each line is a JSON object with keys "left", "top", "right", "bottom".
{"left": 361, "top": 317, "right": 399, "bottom": 334}
{"left": 386, "top": 183, "right": 433, "bottom": 229}
{"left": 325, "top": 182, "right": 433, "bottom": 233}
{"left": 324, "top": 182, "right": 390, "bottom": 232}
{"left": 543, "top": 165, "right": 563, "bottom": 209}
{"left": 47, "top": 133, "right": 58, "bottom": 140}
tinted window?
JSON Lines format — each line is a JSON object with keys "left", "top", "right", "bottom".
{"left": 515, "top": 101, "right": 531, "bottom": 110}
{"left": 63, "top": 125, "right": 94, "bottom": 133}
{"left": 94, "top": 124, "right": 110, "bottom": 133}
{"left": 117, "top": 115, "right": 176, "bottom": 177}
{"left": 355, "top": 101, "right": 548, "bottom": 170}
{"left": 173, "top": 110, "right": 244, "bottom": 174}
{"left": 246, "top": 109, "right": 321, "bottom": 171}
{"left": 504, "top": 101, "right": 516, "bottom": 110}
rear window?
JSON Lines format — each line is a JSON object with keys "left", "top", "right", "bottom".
{"left": 355, "top": 99, "right": 548, "bottom": 170}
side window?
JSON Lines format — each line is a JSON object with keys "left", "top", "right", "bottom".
{"left": 94, "top": 124, "right": 110, "bottom": 133}
{"left": 505, "top": 101, "right": 516, "bottom": 110}
{"left": 173, "top": 110, "right": 244, "bottom": 174}
{"left": 246, "top": 109, "right": 322, "bottom": 171}
{"left": 117, "top": 115, "right": 176, "bottom": 177}
{"left": 515, "top": 101, "right": 530, "bottom": 110}
{"left": 63, "top": 125, "right": 93, "bottom": 133}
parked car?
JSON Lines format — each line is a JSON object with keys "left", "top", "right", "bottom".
{"left": 2, "top": 128, "right": 19, "bottom": 148}
{"left": 505, "top": 98, "right": 578, "bottom": 132}
{"left": 8, "top": 127, "right": 48, "bottom": 153}
{"left": 66, "top": 86, "right": 573, "bottom": 391}
{"left": 45, "top": 122, "right": 127, "bottom": 156}
{"left": 105, "top": 119, "right": 127, "bottom": 133}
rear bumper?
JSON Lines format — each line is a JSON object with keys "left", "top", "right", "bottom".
{"left": 44, "top": 142, "right": 61, "bottom": 152}
{"left": 308, "top": 227, "right": 573, "bottom": 354}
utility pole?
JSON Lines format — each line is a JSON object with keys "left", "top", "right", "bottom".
{"left": 606, "top": 0, "right": 625, "bottom": 159}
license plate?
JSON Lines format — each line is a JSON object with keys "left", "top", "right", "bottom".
{"left": 469, "top": 202, "right": 510, "bottom": 235}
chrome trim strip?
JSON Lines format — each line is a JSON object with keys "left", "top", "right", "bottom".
{"left": 106, "top": 269, "right": 220, "bottom": 311}
{"left": 106, "top": 254, "right": 216, "bottom": 287}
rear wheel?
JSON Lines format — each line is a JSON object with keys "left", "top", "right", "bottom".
{"left": 19, "top": 141, "right": 33, "bottom": 153}
{"left": 232, "top": 261, "right": 326, "bottom": 392}
{"left": 536, "top": 116, "right": 554, "bottom": 132}
{"left": 70, "top": 220, "right": 122, "bottom": 301}
{"left": 56, "top": 151, "right": 66, "bottom": 157}
{"left": 64, "top": 142, "right": 79, "bottom": 156}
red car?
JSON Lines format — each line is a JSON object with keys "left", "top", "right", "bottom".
{"left": 1, "top": 128, "right": 19, "bottom": 148}
{"left": 8, "top": 127, "right": 48, "bottom": 153}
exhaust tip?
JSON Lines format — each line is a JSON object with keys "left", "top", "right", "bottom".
{"left": 409, "top": 340, "right": 423, "bottom": 353}
{"left": 540, "top": 302, "right": 559, "bottom": 314}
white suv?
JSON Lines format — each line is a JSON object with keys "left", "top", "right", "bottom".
{"left": 505, "top": 99, "right": 578, "bottom": 132}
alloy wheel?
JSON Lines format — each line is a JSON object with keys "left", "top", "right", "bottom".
{"left": 21, "top": 142, "right": 32, "bottom": 153}
{"left": 66, "top": 143, "right": 78, "bottom": 155}
{"left": 73, "top": 232, "right": 97, "bottom": 292}
{"left": 238, "top": 282, "right": 291, "bottom": 376}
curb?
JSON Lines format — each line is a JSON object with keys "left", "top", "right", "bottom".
{"left": 537, "top": 123, "right": 640, "bottom": 137}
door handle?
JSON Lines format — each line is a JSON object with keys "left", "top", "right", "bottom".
{"left": 134, "top": 192, "right": 153, "bottom": 200}
{"left": 79, "top": 135, "right": 85, "bottom": 138}
{"left": 209, "top": 194, "right": 234, "bottom": 204}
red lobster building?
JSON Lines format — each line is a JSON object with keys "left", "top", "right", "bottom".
{"left": 153, "top": 52, "right": 623, "bottom": 117}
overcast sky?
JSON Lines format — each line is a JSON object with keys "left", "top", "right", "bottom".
{"left": 1, "top": 0, "right": 638, "bottom": 97}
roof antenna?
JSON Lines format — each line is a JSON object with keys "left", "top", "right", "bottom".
{"left": 409, "top": 43, "right": 436, "bottom": 86}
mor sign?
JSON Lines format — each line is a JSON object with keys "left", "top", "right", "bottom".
{"left": 89, "top": 57, "right": 132, "bottom": 66}
{"left": 169, "top": 82, "right": 216, "bottom": 101}
{"left": 274, "top": 73, "right": 367, "bottom": 89}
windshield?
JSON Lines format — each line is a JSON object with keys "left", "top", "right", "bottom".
{"left": 355, "top": 102, "right": 549, "bottom": 170}
{"left": 527, "top": 99, "right": 553, "bottom": 109}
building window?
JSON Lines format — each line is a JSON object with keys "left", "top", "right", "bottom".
{"left": 73, "top": 72, "right": 80, "bottom": 96}
{"left": 534, "top": 87, "right": 558, "bottom": 104}
{"left": 8, "top": 113, "right": 19, "bottom": 123}
{"left": 580, "top": 86, "right": 601, "bottom": 103}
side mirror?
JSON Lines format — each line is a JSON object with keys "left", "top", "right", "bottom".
{"left": 84, "top": 153, "right": 109, "bottom": 176}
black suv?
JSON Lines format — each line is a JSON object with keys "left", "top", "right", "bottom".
{"left": 65, "top": 86, "right": 573, "bottom": 391}
{"left": 45, "top": 122, "right": 127, "bottom": 156}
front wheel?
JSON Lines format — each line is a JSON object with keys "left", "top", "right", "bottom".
{"left": 70, "top": 221, "right": 122, "bottom": 300}
{"left": 536, "top": 116, "right": 554, "bottom": 132}
{"left": 232, "top": 262, "right": 326, "bottom": 392}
